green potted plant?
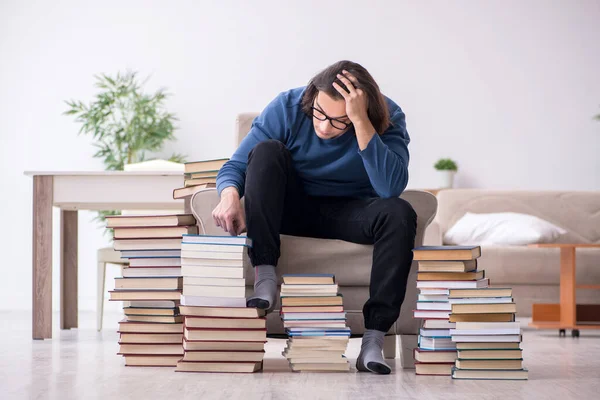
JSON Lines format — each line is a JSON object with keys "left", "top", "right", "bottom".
{"left": 64, "top": 70, "right": 185, "bottom": 228}
{"left": 434, "top": 158, "right": 458, "bottom": 188}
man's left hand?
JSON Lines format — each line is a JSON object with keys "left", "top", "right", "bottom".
{"left": 332, "top": 70, "right": 370, "bottom": 126}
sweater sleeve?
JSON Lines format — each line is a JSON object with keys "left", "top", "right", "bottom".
{"left": 358, "top": 105, "right": 410, "bottom": 198}
{"left": 216, "top": 94, "right": 290, "bottom": 197}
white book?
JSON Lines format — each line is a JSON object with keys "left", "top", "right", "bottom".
{"left": 128, "top": 258, "right": 181, "bottom": 267}
{"left": 280, "top": 290, "right": 339, "bottom": 296}
{"left": 418, "top": 336, "right": 456, "bottom": 350}
{"left": 114, "top": 238, "right": 182, "bottom": 251}
{"left": 281, "top": 286, "right": 338, "bottom": 294}
{"left": 423, "top": 320, "right": 456, "bottom": 329}
{"left": 419, "top": 328, "right": 451, "bottom": 337}
{"left": 183, "top": 277, "right": 246, "bottom": 287}
{"left": 416, "top": 278, "right": 489, "bottom": 289}
{"left": 181, "top": 234, "right": 252, "bottom": 246}
{"left": 451, "top": 334, "right": 522, "bottom": 343}
{"left": 181, "top": 265, "right": 244, "bottom": 279}
{"left": 419, "top": 288, "right": 450, "bottom": 295}
{"left": 448, "top": 297, "right": 513, "bottom": 304}
{"left": 284, "top": 322, "right": 347, "bottom": 329}
{"left": 182, "top": 284, "right": 246, "bottom": 298}
{"left": 418, "top": 294, "right": 449, "bottom": 302}
{"left": 413, "top": 310, "right": 451, "bottom": 319}
{"left": 181, "top": 243, "right": 246, "bottom": 253}
{"left": 122, "top": 267, "right": 182, "bottom": 277}
{"left": 416, "top": 302, "right": 452, "bottom": 311}
{"left": 282, "top": 312, "right": 346, "bottom": 320}
{"left": 181, "top": 258, "right": 244, "bottom": 268}
{"left": 180, "top": 295, "right": 247, "bottom": 308}
{"left": 450, "top": 328, "right": 522, "bottom": 336}
{"left": 181, "top": 250, "right": 244, "bottom": 260}
{"left": 128, "top": 300, "right": 177, "bottom": 308}
{"left": 455, "top": 322, "right": 521, "bottom": 330}
{"left": 281, "top": 284, "right": 338, "bottom": 290}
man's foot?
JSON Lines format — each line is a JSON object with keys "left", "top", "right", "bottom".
{"left": 356, "top": 329, "right": 392, "bottom": 374}
{"left": 246, "top": 265, "right": 277, "bottom": 313}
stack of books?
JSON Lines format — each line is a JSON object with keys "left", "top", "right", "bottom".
{"left": 279, "top": 274, "right": 351, "bottom": 372}
{"left": 172, "top": 158, "right": 229, "bottom": 199}
{"left": 412, "top": 245, "right": 487, "bottom": 376}
{"left": 106, "top": 214, "right": 198, "bottom": 367}
{"left": 174, "top": 234, "right": 267, "bottom": 373}
{"left": 449, "top": 289, "right": 528, "bottom": 380}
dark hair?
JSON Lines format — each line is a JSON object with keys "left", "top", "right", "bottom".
{"left": 301, "top": 60, "right": 390, "bottom": 134}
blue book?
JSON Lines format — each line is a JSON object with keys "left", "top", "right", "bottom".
{"left": 181, "top": 234, "right": 252, "bottom": 247}
{"left": 119, "top": 249, "right": 181, "bottom": 259}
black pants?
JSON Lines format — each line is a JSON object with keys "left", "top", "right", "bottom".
{"left": 244, "top": 140, "right": 417, "bottom": 332}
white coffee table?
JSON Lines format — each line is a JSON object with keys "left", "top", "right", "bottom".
{"left": 24, "top": 171, "right": 185, "bottom": 339}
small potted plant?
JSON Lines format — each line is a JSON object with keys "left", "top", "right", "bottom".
{"left": 434, "top": 158, "right": 458, "bottom": 188}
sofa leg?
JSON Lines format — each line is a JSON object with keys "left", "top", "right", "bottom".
{"left": 383, "top": 335, "right": 397, "bottom": 359}
{"left": 399, "top": 334, "right": 418, "bottom": 369}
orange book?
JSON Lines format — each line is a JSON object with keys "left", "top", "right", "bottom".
{"left": 184, "top": 158, "right": 229, "bottom": 174}
{"left": 106, "top": 214, "right": 195, "bottom": 228}
{"left": 173, "top": 183, "right": 216, "bottom": 199}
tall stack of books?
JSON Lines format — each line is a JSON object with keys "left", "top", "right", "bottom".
{"left": 412, "top": 245, "right": 487, "bottom": 376}
{"left": 279, "top": 274, "right": 351, "bottom": 372}
{"left": 106, "top": 214, "right": 198, "bottom": 367}
{"left": 449, "top": 288, "right": 528, "bottom": 380}
{"left": 172, "top": 158, "right": 229, "bottom": 199}
{"left": 174, "top": 234, "right": 267, "bottom": 373}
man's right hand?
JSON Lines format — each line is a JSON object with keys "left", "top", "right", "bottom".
{"left": 212, "top": 187, "right": 246, "bottom": 236}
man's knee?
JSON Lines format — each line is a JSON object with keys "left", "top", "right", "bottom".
{"left": 375, "top": 197, "right": 417, "bottom": 232}
{"left": 248, "top": 139, "right": 289, "bottom": 162}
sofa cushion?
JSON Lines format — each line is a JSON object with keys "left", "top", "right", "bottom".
{"left": 444, "top": 212, "right": 567, "bottom": 245}
{"left": 478, "top": 246, "right": 600, "bottom": 285}
{"left": 240, "top": 235, "right": 374, "bottom": 286}
{"left": 434, "top": 190, "right": 600, "bottom": 245}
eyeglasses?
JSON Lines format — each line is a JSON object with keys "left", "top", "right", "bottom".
{"left": 310, "top": 107, "right": 352, "bottom": 130}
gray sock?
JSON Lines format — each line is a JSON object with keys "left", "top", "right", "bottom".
{"left": 246, "top": 265, "right": 277, "bottom": 312}
{"left": 356, "top": 329, "right": 392, "bottom": 374}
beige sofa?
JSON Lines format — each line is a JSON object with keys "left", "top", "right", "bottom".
{"left": 424, "top": 189, "right": 600, "bottom": 317}
{"left": 189, "top": 113, "right": 437, "bottom": 368}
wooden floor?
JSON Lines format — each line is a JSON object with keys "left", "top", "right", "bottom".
{"left": 2, "top": 311, "right": 599, "bottom": 400}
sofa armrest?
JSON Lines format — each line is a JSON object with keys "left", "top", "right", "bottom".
{"left": 423, "top": 220, "right": 443, "bottom": 246}
{"left": 189, "top": 188, "right": 223, "bottom": 236}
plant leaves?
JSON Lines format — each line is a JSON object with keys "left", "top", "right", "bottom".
{"left": 434, "top": 158, "right": 458, "bottom": 171}
{"left": 169, "top": 153, "right": 187, "bottom": 163}
{"left": 63, "top": 69, "right": 180, "bottom": 173}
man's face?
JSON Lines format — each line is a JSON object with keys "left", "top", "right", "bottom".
{"left": 312, "top": 91, "right": 352, "bottom": 140}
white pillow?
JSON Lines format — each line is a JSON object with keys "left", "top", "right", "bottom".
{"left": 444, "top": 212, "right": 567, "bottom": 246}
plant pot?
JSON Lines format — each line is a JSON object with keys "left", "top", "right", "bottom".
{"left": 437, "top": 170, "right": 456, "bottom": 188}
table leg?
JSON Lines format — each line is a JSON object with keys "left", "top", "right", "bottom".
{"left": 60, "top": 210, "right": 78, "bottom": 329}
{"left": 32, "top": 176, "right": 53, "bottom": 339}
{"left": 559, "top": 246, "right": 576, "bottom": 326}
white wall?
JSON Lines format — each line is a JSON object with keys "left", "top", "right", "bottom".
{"left": 1, "top": 0, "right": 599, "bottom": 312}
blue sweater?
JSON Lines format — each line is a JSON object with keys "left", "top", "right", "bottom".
{"left": 216, "top": 87, "right": 410, "bottom": 199}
